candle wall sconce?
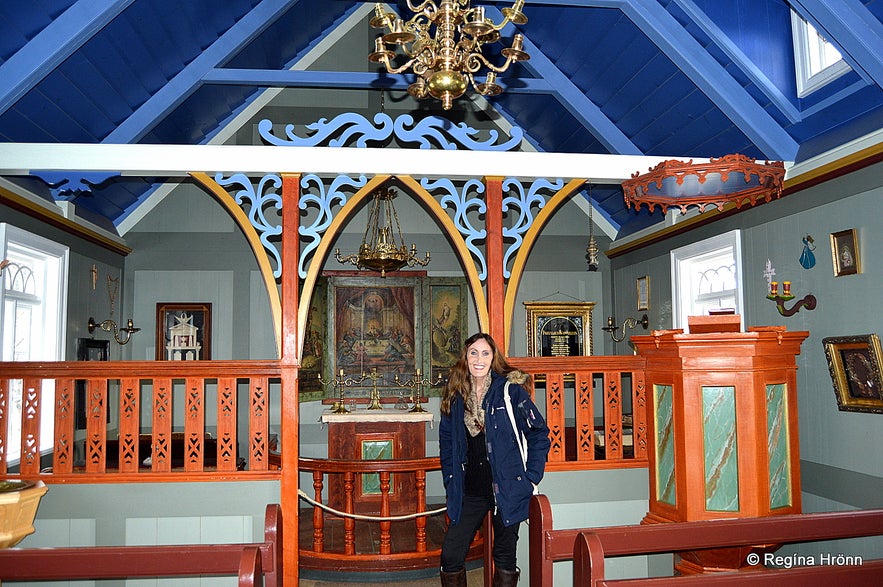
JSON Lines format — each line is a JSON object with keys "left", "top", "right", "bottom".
{"left": 602, "top": 314, "right": 649, "bottom": 342}
{"left": 394, "top": 368, "right": 443, "bottom": 413}
{"left": 87, "top": 316, "right": 140, "bottom": 345}
{"left": 319, "top": 369, "right": 367, "bottom": 413}
{"left": 766, "top": 281, "right": 817, "bottom": 317}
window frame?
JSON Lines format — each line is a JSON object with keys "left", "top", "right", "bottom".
{"left": 670, "top": 230, "right": 744, "bottom": 331}
{"left": 1, "top": 223, "right": 69, "bottom": 466}
{"left": 791, "top": 12, "right": 850, "bottom": 98}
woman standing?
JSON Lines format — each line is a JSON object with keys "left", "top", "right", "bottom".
{"left": 439, "top": 333, "right": 551, "bottom": 586}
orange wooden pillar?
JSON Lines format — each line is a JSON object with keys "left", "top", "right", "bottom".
{"left": 484, "top": 176, "right": 506, "bottom": 352}
{"left": 632, "top": 316, "right": 808, "bottom": 574}
{"left": 280, "top": 173, "right": 301, "bottom": 585}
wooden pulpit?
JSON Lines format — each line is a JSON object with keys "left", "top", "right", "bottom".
{"left": 632, "top": 316, "right": 808, "bottom": 574}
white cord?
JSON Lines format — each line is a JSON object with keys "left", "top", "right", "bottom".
{"left": 297, "top": 489, "right": 447, "bottom": 521}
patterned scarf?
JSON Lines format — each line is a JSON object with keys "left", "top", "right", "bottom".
{"left": 464, "top": 375, "right": 492, "bottom": 437}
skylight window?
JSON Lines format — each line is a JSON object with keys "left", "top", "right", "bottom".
{"left": 791, "top": 12, "right": 849, "bottom": 97}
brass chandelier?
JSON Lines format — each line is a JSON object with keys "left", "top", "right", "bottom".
{"left": 368, "top": 1, "right": 530, "bottom": 110}
{"left": 336, "top": 187, "right": 431, "bottom": 277}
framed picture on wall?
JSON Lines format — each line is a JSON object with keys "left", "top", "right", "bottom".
{"left": 299, "top": 278, "right": 328, "bottom": 400}
{"left": 822, "top": 334, "right": 883, "bottom": 414}
{"left": 423, "top": 278, "right": 467, "bottom": 387}
{"left": 524, "top": 301, "right": 595, "bottom": 357}
{"left": 830, "top": 229, "right": 860, "bottom": 277}
{"left": 156, "top": 303, "right": 212, "bottom": 360}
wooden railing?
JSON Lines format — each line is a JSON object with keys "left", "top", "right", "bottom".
{"left": 296, "top": 456, "right": 478, "bottom": 574}
{"left": 0, "top": 360, "right": 282, "bottom": 481}
{"left": 0, "top": 503, "right": 282, "bottom": 585}
{"left": 1, "top": 355, "right": 647, "bottom": 482}
{"left": 0, "top": 356, "right": 649, "bottom": 584}
{"left": 511, "top": 355, "right": 648, "bottom": 470}
{"left": 529, "top": 494, "right": 883, "bottom": 587}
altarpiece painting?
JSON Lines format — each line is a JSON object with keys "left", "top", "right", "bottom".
{"left": 303, "top": 274, "right": 467, "bottom": 402}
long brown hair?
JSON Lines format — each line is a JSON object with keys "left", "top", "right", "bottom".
{"left": 440, "top": 333, "right": 516, "bottom": 415}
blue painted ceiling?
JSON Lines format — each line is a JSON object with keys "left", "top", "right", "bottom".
{"left": 1, "top": 0, "right": 881, "bottom": 238}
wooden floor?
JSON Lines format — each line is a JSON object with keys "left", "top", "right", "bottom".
{"left": 299, "top": 566, "right": 484, "bottom": 586}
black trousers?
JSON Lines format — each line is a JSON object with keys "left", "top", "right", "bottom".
{"left": 440, "top": 493, "right": 520, "bottom": 572}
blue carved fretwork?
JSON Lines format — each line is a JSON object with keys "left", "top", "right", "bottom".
{"left": 219, "top": 113, "right": 565, "bottom": 282}
{"left": 502, "top": 178, "right": 565, "bottom": 278}
{"left": 424, "top": 177, "right": 488, "bottom": 280}
{"left": 298, "top": 174, "right": 368, "bottom": 278}
{"left": 214, "top": 172, "right": 369, "bottom": 280}
{"left": 33, "top": 171, "right": 119, "bottom": 199}
{"left": 258, "top": 112, "right": 524, "bottom": 151}
{"left": 215, "top": 173, "right": 283, "bottom": 278}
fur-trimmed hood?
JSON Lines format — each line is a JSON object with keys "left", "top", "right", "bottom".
{"left": 506, "top": 370, "right": 529, "bottom": 385}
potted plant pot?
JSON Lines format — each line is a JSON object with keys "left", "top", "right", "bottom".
{"left": 0, "top": 480, "right": 48, "bottom": 548}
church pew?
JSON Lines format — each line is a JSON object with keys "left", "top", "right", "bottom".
{"left": 528, "top": 494, "right": 883, "bottom": 587}
{"left": 0, "top": 503, "right": 282, "bottom": 586}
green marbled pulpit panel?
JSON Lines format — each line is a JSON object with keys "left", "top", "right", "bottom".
{"left": 766, "top": 383, "right": 792, "bottom": 509}
{"left": 654, "top": 384, "right": 676, "bottom": 506}
{"left": 702, "top": 386, "right": 739, "bottom": 512}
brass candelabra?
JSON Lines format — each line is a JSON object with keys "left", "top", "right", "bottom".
{"left": 319, "top": 369, "right": 367, "bottom": 414}
{"left": 394, "top": 368, "right": 443, "bottom": 413}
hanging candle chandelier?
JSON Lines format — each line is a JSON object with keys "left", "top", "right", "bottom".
{"left": 335, "top": 187, "right": 431, "bottom": 277}
{"left": 368, "top": 1, "right": 530, "bottom": 110}
{"left": 586, "top": 186, "right": 599, "bottom": 272}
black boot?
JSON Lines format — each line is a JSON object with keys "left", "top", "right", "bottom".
{"left": 493, "top": 566, "right": 520, "bottom": 587}
{"left": 440, "top": 568, "right": 467, "bottom": 587}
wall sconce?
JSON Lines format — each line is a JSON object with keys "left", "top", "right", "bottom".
{"left": 88, "top": 316, "right": 140, "bottom": 345}
{"left": 766, "top": 281, "right": 817, "bottom": 317}
{"left": 602, "top": 314, "right": 649, "bottom": 342}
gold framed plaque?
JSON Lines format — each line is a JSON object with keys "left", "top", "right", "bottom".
{"left": 524, "top": 301, "right": 595, "bottom": 357}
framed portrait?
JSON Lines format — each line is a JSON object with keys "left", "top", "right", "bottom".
{"left": 636, "top": 276, "right": 650, "bottom": 311}
{"left": 830, "top": 229, "right": 860, "bottom": 277}
{"left": 822, "top": 334, "right": 883, "bottom": 414}
{"left": 155, "top": 303, "right": 211, "bottom": 360}
{"left": 524, "top": 301, "right": 595, "bottom": 357}
{"left": 328, "top": 276, "right": 422, "bottom": 396}
{"left": 423, "top": 278, "right": 467, "bottom": 387}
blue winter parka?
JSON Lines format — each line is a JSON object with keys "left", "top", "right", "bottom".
{"left": 439, "top": 370, "right": 551, "bottom": 527}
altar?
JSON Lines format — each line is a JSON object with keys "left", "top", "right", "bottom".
{"left": 321, "top": 409, "right": 434, "bottom": 515}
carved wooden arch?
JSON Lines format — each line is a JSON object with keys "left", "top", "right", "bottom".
{"left": 297, "top": 174, "right": 490, "bottom": 350}
{"left": 191, "top": 171, "right": 284, "bottom": 356}
{"left": 192, "top": 171, "right": 492, "bottom": 361}
{"left": 503, "top": 178, "right": 588, "bottom": 345}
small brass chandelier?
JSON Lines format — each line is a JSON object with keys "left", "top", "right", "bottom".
{"left": 368, "top": 1, "right": 530, "bottom": 110}
{"left": 336, "top": 187, "right": 431, "bottom": 277}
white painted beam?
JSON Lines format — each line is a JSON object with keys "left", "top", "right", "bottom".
{"left": 0, "top": 143, "right": 706, "bottom": 183}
